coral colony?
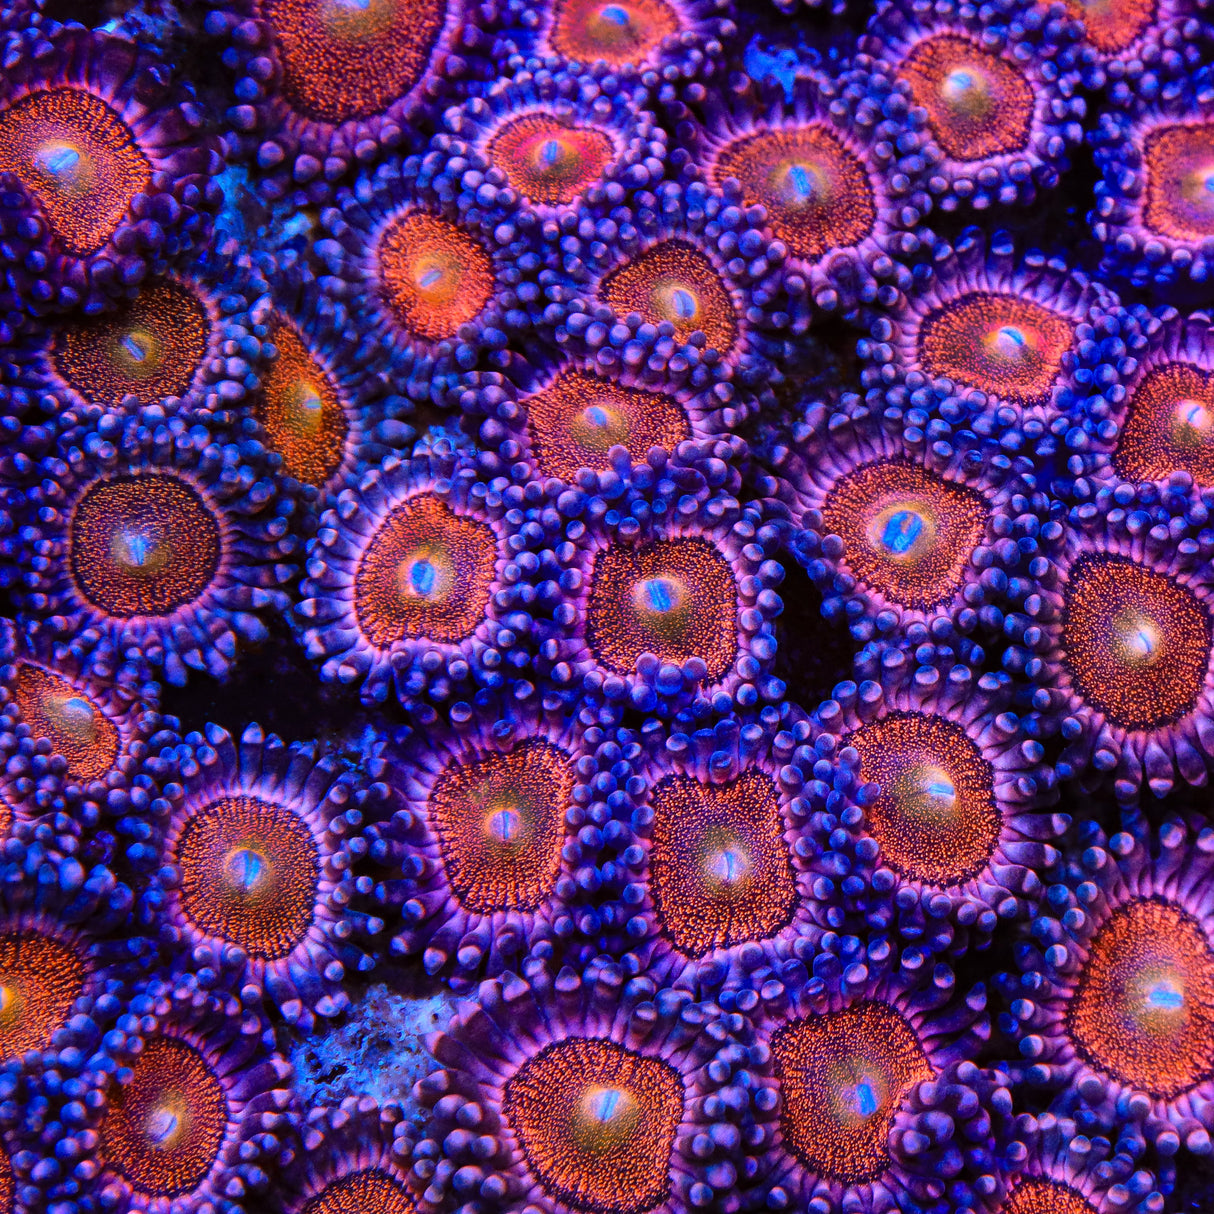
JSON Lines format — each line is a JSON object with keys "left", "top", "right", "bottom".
{"left": 12, "top": 1, "right": 1214, "bottom": 1214}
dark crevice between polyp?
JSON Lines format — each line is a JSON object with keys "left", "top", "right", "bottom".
{"left": 773, "top": 557, "right": 856, "bottom": 716}
{"left": 38, "top": 0, "right": 106, "bottom": 23}
{"left": 159, "top": 610, "right": 367, "bottom": 745}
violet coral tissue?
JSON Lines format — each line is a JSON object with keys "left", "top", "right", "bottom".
{"left": 5, "top": 0, "right": 1214, "bottom": 1210}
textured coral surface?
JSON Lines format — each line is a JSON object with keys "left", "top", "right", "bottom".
{"left": 3, "top": 0, "right": 1214, "bottom": 1212}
